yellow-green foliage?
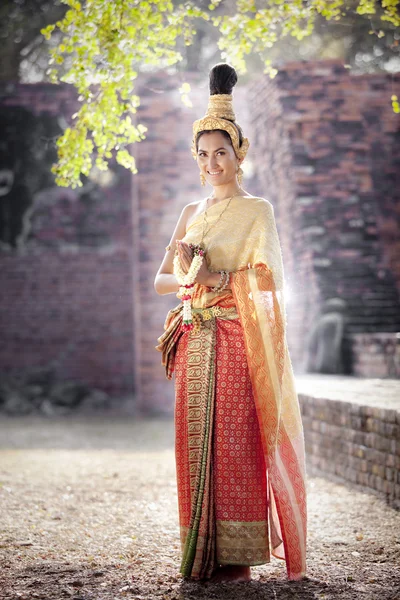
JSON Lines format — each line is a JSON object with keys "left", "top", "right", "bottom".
{"left": 41, "top": 0, "right": 399, "bottom": 187}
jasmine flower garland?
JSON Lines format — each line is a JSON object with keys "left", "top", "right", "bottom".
{"left": 173, "top": 243, "right": 205, "bottom": 332}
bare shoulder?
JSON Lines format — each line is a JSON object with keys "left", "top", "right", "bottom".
{"left": 184, "top": 198, "right": 207, "bottom": 231}
{"left": 185, "top": 199, "right": 203, "bottom": 212}
{"left": 175, "top": 201, "right": 199, "bottom": 225}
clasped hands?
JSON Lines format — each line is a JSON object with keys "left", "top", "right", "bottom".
{"left": 176, "top": 240, "right": 210, "bottom": 285}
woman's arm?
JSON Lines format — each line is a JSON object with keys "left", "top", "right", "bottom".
{"left": 154, "top": 205, "right": 193, "bottom": 295}
{"left": 197, "top": 269, "right": 232, "bottom": 290}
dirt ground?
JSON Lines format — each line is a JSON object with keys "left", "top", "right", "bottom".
{"left": 1, "top": 415, "right": 399, "bottom": 600}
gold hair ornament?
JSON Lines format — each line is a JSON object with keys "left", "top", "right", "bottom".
{"left": 191, "top": 94, "right": 250, "bottom": 162}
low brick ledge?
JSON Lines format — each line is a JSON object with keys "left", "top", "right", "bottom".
{"left": 296, "top": 374, "right": 400, "bottom": 510}
{"left": 349, "top": 332, "right": 400, "bottom": 379}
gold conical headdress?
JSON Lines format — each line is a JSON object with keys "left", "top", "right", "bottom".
{"left": 191, "top": 93, "right": 250, "bottom": 161}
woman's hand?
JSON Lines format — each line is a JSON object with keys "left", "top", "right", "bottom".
{"left": 195, "top": 251, "right": 212, "bottom": 285}
{"left": 176, "top": 240, "right": 211, "bottom": 285}
{"left": 176, "top": 240, "right": 193, "bottom": 275}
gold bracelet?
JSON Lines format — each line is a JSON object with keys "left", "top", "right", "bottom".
{"left": 210, "top": 270, "right": 225, "bottom": 292}
{"left": 165, "top": 244, "right": 171, "bottom": 252}
{"left": 219, "top": 271, "right": 230, "bottom": 291}
{"left": 211, "top": 270, "right": 231, "bottom": 292}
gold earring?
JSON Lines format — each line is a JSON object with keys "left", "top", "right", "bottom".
{"left": 237, "top": 166, "right": 243, "bottom": 186}
{"left": 200, "top": 173, "right": 206, "bottom": 187}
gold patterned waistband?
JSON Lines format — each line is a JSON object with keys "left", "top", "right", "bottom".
{"left": 191, "top": 305, "right": 239, "bottom": 330}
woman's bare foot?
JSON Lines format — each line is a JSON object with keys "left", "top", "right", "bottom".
{"left": 210, "top": 565, "right": 251, "bottom": 583}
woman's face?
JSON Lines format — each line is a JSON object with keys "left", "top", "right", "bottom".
{"left": 196, "top": 131, "right": 240, "bottom": 188}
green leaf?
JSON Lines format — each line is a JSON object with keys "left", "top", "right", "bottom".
{"left": 42, "top": 0, "right": 400, "bottom": 187}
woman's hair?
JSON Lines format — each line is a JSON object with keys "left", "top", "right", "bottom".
{"left": 209, "top": 62, "right": 237, "bottom": 95}
{"left": 196, "top": 62, "right": 244, "bottom": 152}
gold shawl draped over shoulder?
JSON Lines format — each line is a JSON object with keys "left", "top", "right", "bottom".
{"left": 157, "top": 195, "right": 307, "bottom": 580}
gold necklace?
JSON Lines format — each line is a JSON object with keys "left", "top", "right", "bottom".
{"left": 200, "top": 193, "right": 238, "bottom": 246}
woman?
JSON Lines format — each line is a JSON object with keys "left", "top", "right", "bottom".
{"left": 154, "top": 63, "right": 307, "bottom": 583}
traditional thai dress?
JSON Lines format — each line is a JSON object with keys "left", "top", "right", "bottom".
{"left": 156, "top": 195, "right": 307, "bottom": 581}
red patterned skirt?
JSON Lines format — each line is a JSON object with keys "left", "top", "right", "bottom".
{"left": 174, "top": 314, "right": 270, "bottom": 579}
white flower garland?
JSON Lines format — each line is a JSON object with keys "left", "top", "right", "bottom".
{"left": 173, "top": 246, "right": 204, "bottom": 332}
{"left": 173, "top": 253, "right": 203, "bottom": 286}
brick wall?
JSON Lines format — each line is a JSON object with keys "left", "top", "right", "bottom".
{"left": 0, "top": 74, "right": 251, "bottom": 412}
{"left": 349, "top": 332, "right": 400, "bottom": 378}
{"left": 0, "top": 83, "right": 136, "bottom": 397}
{"left": 301, "top": 393, "right": 400, "bottom": 509}
{"left": 1, "top": 61, "right": 399, "bottom": 413}
{"left": 248, "top": 59, "right": 400, "bottom": 373}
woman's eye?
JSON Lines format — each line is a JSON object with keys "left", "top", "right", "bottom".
{"left": 217, "top": 152, "right": 225, "bottom": 155}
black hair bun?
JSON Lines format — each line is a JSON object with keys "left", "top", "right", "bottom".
{"left": 209, "top": 63, "right": 238, "bottom": 95}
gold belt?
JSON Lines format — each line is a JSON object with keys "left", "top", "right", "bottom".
{"left": 191, "top": 305, "right": 239, "bottom": 331}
